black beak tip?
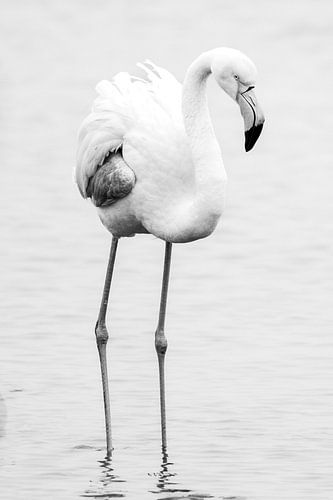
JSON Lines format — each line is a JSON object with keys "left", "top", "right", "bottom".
{"left": 245, "top": 123, "right": 264, "bottom": 152}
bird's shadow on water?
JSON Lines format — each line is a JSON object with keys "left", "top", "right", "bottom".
{"left": 80, "top": 447, "right": 243, "bottom": 500}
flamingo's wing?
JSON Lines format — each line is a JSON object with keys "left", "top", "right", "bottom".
{"left": 75, "top": 63, "right": 183, "bottom": 199}
{"left": 86, "top": 152, "right": 136, "bottom": 208}
{"left": 136, "top": 60, "right": 182, "bottom": 123}
{"left": 76, "top": 75, "right": 132, "bottom": 197}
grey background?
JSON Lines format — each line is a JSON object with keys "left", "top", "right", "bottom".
{"left": 1, "top": 1, "right": 332, "bottom": 499}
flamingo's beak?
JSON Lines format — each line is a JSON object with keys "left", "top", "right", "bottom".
{"left": 237, "top": 87, "right": 265, "bottom": 152}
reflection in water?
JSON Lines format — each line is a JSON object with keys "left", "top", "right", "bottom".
{"left": 81, "top": 456, "right": 127, "bottom": 498}
{"left": 149, "top": 448, "right": 215, "bottom": 500}
{"left": 149, "top": 448, "right": 190, "bottom": 497}
{"left": 149, "top": 448, "right": 247, "bottom": 500}
{"left": 80, "top": 448, "right": 226, "bottom": 500}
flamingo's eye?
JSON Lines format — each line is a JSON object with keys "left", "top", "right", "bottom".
{"left": 234, "top": 75, "right": 239, "bottom": 80}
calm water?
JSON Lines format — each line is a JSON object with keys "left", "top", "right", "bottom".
{"left": 1, "top": 1, "right": 333, "bottom": 499}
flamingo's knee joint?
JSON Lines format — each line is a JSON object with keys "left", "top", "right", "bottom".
{"left": 155, "top": 329, "right": 168, "bottom": 355}
{"left": 95, "top": 321, "right": 109, "bottom": 345}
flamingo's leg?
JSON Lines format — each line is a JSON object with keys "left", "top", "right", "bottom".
{"left": 155, "top": 241, "right": 172, "bottom": 451}
{"left": 95, "top": 236, "right": 119, "bottom": 458}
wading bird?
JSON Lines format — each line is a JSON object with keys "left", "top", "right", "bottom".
{"left": 76, "top": 47, "right": 264, "bottom": 458}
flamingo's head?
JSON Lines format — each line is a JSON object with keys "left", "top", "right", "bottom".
{"left": 211, "top": 48, "right": 265, "bottom": 151}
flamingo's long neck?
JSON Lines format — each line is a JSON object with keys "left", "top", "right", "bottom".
{"left": 148, "top": 52, "right": 228, "bottom": 243}
{"left": 182, "top": 51, "right": 227, "bottom": 199}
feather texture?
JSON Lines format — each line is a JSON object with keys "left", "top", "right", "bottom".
{"left": 76, "top": 62, "right": 182, "bottom": 198}
{"left": 86, "top": 152, "right": 136, "bottom": 207}
{"left": 75, "top": 49, "right": 263, "bottom": 241}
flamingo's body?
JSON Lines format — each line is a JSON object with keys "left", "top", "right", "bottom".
{"left": 76, "top": 48, "right": 264, "bottom": 456}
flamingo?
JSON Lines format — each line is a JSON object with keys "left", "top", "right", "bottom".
{"left": 76, "top": 47, "right": 264, "bottom": 458}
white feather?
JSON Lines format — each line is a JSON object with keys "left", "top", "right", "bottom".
{"left": 76, "top": 63, "right": 183, "bottom": 197}
{"left": 75, "top": 49, "right": 263, "bottom": 242}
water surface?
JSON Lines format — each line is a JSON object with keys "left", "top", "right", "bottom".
{"left": 1, "top": 1, "right": 333, "bottom": 499}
